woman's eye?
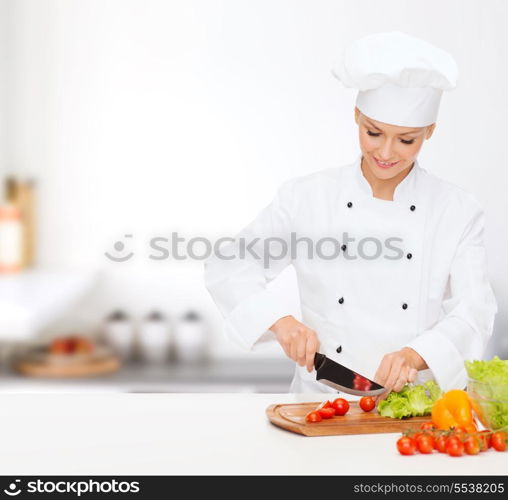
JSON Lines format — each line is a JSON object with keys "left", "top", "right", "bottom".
{"left": 366, "top": 129, "right": 414, "bottom": 144}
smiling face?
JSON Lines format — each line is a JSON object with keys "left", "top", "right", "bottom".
{"left": 355, "top": 107, "right": 435, "bottom": 181}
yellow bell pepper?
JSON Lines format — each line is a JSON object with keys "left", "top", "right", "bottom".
{"left": 431, "top": 389, "right": 477, "bottom": 433}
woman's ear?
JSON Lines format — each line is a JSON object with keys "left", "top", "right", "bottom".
{"left": 425, "top": 123, "right": 436, "bottom": 140}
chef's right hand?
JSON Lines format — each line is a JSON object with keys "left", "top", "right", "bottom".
{"left": 269, "top": 315, "right": 320, "bottom": 373}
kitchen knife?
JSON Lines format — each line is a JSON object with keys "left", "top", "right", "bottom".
{"left": 314, "top": 352, "right": 385, "bottom": 396}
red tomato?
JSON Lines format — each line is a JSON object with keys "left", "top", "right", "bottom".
{"left": 332, "top": 398, "right": 350, "bottom": 416}
{"left": 305, "top": 411, "right": 322, "bottom": 423}
{"left": 318, "top": 407, "right": 335, "bottom": 419}
{"left": 397, "top": 436, "right": 416, "bottom": 456}
{"left": 434, "top": 435, "right": 448, "bottom": 453}
{"left": 491, "top": 431, "right": 507, "bottom": 452}
{"left": 416, "top": 434, "right": 434, "bottom": 454}
{"left": 317, "top": 400, "right": 333, "bottom": 410}
{"left": 49, "top": 338, "right": 72, "bottom": 355}
{"left": 420, "top": 422, "right": 435, "bottom": 431}
{"left": 478, "top": 430, "right": 492, "bottom": 451}
{"left": 446, "top": 436, "right": 464, "bottom": 457}
{"left": 451, "top": 426, "right": 467, "bottom": 438}
{"left": 359, "top": 396, "right": 375, "bottom": 412}
{"left": 464, "top": 436, "right": 480, "bottom": 455}
{"left": 411, "top": 432, "right": 423, "bottom": 442}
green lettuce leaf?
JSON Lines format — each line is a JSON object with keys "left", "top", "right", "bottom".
{"left": 465, "top": 357, "right": 508, "bottom": 401}
{"left": 376, "top": 381, "right": 442, "bottom": 419}
{"left": 377, "top": 396, "right": 412, "bottom": 419}
{"left": 465, "top": 357, "right": 508, "bottom": 430}
{"left": 424, "top": 380, "right": 442, "bottom": 402}
{"left": 405, "top": 385, "right": 432, "bottom": 416}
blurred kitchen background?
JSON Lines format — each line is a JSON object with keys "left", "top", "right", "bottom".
{"left": 0, "top": 0, "right": 507, "bottom": 393}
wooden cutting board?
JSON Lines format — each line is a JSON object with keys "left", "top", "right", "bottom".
{"left": 15, "top": 355, "right": 121, "bottom": 378}
{"left": 266, "top": 401, "right": 432, "bottom": 436}
{"left": 14, "top": 346, "right": 121, "bottom": 378}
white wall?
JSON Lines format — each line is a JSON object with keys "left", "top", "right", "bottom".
{"left": 0, "top": 0, "right": 8, "bottom": 183}
{"left": 5, "top": 0, "right": 508, "bottom": 357}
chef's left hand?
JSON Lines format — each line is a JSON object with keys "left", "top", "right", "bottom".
{"left": 374, "top": 347, "right": 428, "bottom": 400}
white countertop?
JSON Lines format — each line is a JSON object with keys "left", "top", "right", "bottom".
{"left": 0, "top": 393, "right": 506, "bottom": 475}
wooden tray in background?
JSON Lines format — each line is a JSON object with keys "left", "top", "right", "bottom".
{"left": 266, "top": 401, "right": 431, "bottom": 436}
{"left": 14, "top": 347, "right": 121, "bottom": 378}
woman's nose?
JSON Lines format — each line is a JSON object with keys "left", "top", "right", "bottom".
{"left": 378, "top": 138, "right": 395, "bottom": 160}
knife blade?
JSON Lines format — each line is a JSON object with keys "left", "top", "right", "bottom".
{"left": 314, "top": 353, "right": 385, "bottom": 396}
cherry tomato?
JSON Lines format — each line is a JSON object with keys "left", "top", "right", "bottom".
{"left": 478, "top": 430, "right": 492, "bottom": 451}
{"left": 416, "top": 434, "right": 434, "bottom": 454}
{"left": 451, "top": 426, "right": 467, "bottom": 438}
{"left": 305, "top": 411, "right": 322, "bottom": 423}
{"left": 420, "top": 422, "right": 435, "bottom": 431}
{"left": 332, "top": 398, "right": 350, "bottom": 416}
{"left": 359, "top": 396, "right": 375, "bottom": 412}
{"left": 397, "top": 436, "right": 416, "bottom": 456}
{"left": 446, "top": 436, "right": 464, "bottom": 457}
{"left": 491, "top": 431, "right": 507, "bottom": 452}
{"left": 318, "top": 407, "right": 335, "bottom": 419}
{"left": 464, "top": 435, "right": 480, "bottom": 455}
{"left": 49, "top": 338, "right": 72, "bottom": 355}
{"left": 411, "top": 432, "right": 423, "bottom": 442}
{"left": 434, "top": 434, "right": 448, "bottom": 453}
{"left": 317, "top": 400, "right": 332, "bottom": 410}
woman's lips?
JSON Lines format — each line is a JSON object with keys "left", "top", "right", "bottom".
{"left": 373, "top": 157, "right": 399, "bottom": 169}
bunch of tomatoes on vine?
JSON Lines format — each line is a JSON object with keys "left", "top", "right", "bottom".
{"left": 396, "top": 422, "right": 507, "bottom": 457}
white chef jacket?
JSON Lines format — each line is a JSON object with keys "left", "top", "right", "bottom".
{"left": 204, "top": 156, "right": 498, "bottom": 393}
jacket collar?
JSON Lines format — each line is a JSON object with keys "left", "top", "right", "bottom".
{"left": 353, "top": 154, "right": 420, "bottom": 204}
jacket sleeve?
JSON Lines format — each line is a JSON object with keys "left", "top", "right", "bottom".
{"left": 204, "top": 179, "right": 299, "bottom": 350}
{"left": 405, "top": 205, "right": 498, "bottom": 391}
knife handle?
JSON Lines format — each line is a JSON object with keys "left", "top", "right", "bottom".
{"left": 314, "top": 352, "right": 326, "bottom": 371}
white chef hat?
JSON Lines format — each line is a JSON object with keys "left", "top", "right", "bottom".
{"left": 332, "top": 31, "right": 458, "bottom": 127}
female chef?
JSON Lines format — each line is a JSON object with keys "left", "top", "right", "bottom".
{"left": 204, "top": 32, "right": 498, "bottom": 394}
